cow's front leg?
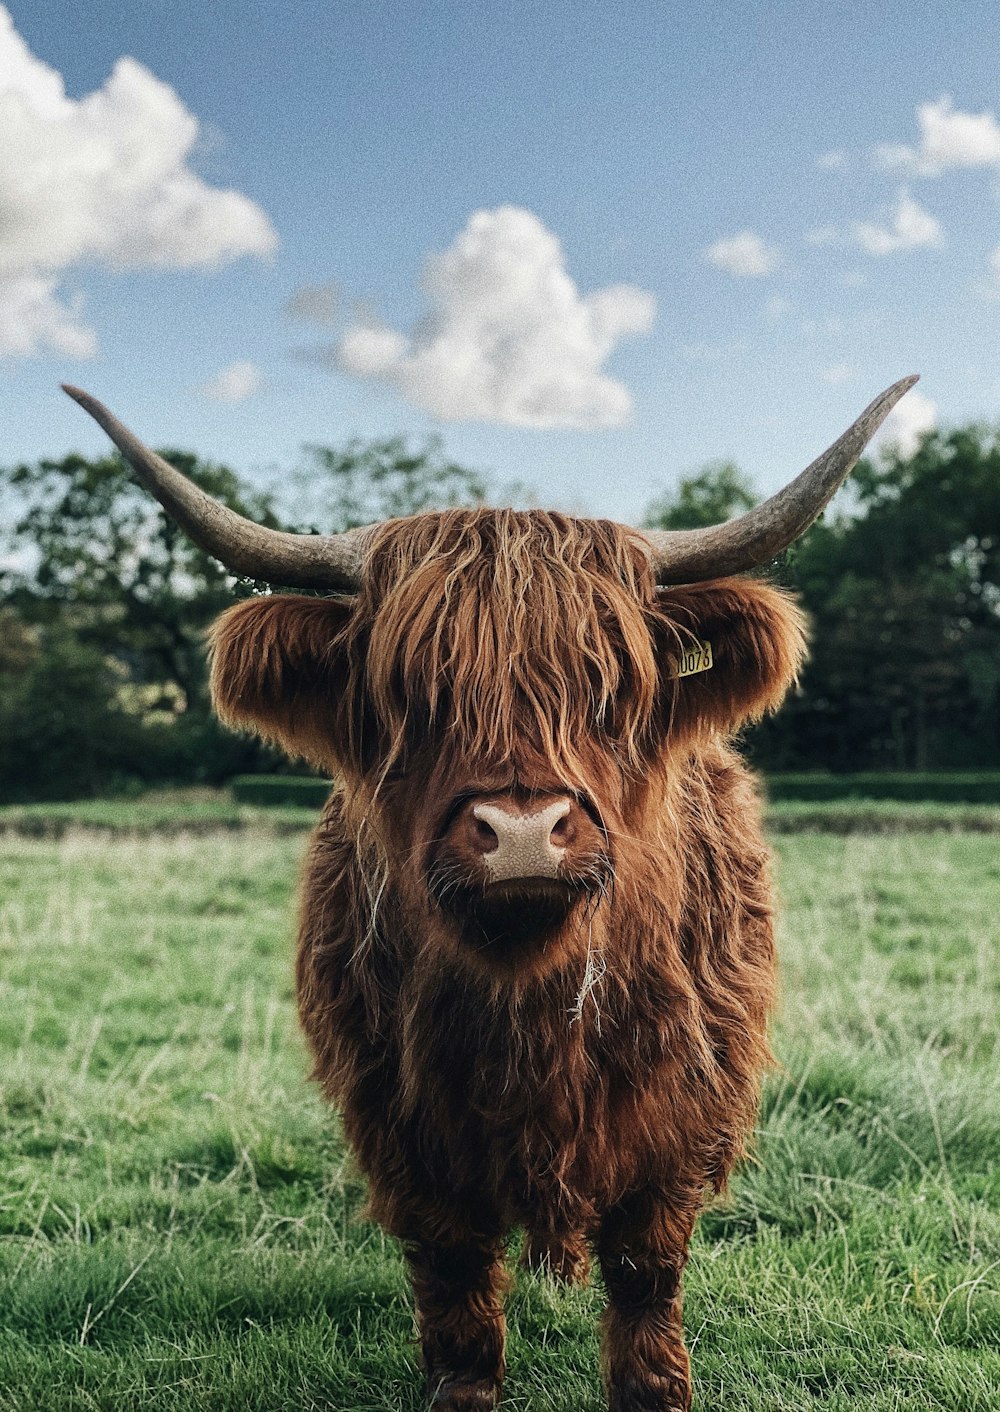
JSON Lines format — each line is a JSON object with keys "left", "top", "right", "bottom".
{"left": 405, "top": 1233, "right": 509, "bottom": 1411}
{"left": 597, "top": 1186, "right": 700, "bottom": 1412}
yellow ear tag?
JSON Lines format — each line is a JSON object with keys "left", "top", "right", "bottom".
{"left": 674, "top": 640, "right": 714, "bottom": 678}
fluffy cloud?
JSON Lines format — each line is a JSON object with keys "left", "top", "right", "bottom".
{"left": 336, "top": 206, "right": 656, "bottom": 429}
{"left": 816, "top": 149, "right": 848, "bottom": 171}
{"left": 704, "top": 230, "right": 780, "bottom": 277}
{"left": 879, "top": 387, "right": 937, "bottom": 458}
{"left": 0, "top": 274, "right": 96, "bottom": 357}
{"left": 874, "top": 95, "right": 1000, "bottom": 176}
{"left": 0, "top": 6, "right": 277, "bottom": 357}
{"left": 852, "top": 191, "right": 944, "bottom": 255}
{"left": 197, "top": 361, "right": 264, "bottom": 403}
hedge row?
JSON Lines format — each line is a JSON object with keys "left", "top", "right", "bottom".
{"left": 230, "top": 775, "right": 332, "bottom": 807}
{"left": 5, "top": 798, "right": 999, "bottom": 839}
{"left": 764, "top": 771, "right": 1000, "bottom": 804}
{"left": 229, "top": 772, "right": 1000, "bottom": 809}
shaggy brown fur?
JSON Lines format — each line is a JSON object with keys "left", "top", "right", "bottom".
{"left": 209, "top": 509, "right": 807, "bottom": 1411}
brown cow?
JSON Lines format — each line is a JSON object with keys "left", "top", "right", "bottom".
{"left": 65, "top": 376, "right": 916, "bottom": 1411}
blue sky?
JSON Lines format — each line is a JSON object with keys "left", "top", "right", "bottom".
{"left": 3, "top": 0, "right": 1000, "bottom": 523}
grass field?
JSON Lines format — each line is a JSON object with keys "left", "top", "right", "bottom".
{"left": 0, "top": 821, "right": 997, "bottom": 1410}
{"left": 4, "top": 791, "right": 1000, "bottom": 838}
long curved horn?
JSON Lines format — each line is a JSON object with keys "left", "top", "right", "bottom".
{"left": 61, "top": 385, "right": 367, "bottom": 590}
{"left": 642, "top": 375, "right": 920, "bottom": 585}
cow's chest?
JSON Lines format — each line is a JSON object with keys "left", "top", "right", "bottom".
{"left": 401, "top": 978, "right": 686, "bottom": 1215}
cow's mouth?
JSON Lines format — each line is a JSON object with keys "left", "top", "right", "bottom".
{"left": 430, "top": 871, "right": 601, "bottom": 956}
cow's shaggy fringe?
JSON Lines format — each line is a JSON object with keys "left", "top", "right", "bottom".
{"left": 355, "top": 509, "right": 660, "bottom": 783}
{"left": 207, "top": 507, "right": 808, "bottom": 1411}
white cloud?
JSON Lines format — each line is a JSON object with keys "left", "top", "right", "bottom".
{"left": 852, "top": 190, "right": 944, "bottom": 255}
{"left": 0, "top": 274, "right": 95, "bottom": 357}
{"left": 336, "top": 206, "right": 656, "bottom": 429}
{"left": 817, "top": 149, "right": 848, "bottom": 171}
{"left": 197, "top": 360, "right": 264, "bottom": 403}
{"left": 878, "top": 387, "right": 937, "bottom": 458}
{"left": 704, "top": 229, "right": 781, "bottom": 277}
{"left": 821, "top": 362, "right": 855, "bottom": 385}
{"left": 0, "top": 6, "right": 277, "bottom": 358}
{"left": 874, "top": 143, "right": 916, "bottom": 172}
{"left": 874, "top": 95, "right": 1000, "bottom": 176}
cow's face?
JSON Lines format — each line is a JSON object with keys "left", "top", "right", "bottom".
{"left": 210, "top": 509, "right": 806, "bottom": 978}
{"left": 63, "top": 379, "right": 911, "bottom": 976}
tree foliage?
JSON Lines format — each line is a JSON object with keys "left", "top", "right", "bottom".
{"left": 652, "top": 430, "right": 1000, "bottom": 771}
{"left": 1, "top": 424, "right": 997, "bottom": 799}
{"left": 0, "top": 437, "right": 493, "bottom": 799}
{"left": 0, "top": 617, "right": 144, "bottom": 801}
{"left": 295, "top": 435, "right": 488, "bottom": 533}
{"left": 2, "top": 449, "right": 282, "bottom": 713}
{"left": 643, "top": 460, "right": 756, "bottom": 531}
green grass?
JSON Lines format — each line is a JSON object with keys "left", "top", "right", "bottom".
{"left": 765, "top": 798, "right": 1000, "bottom": 833}
{"left": 0, "top": 794, "right": 318, "bottom": 838}
{"left": 0, "top": 827, "right": 997, "bottom": 1409}
{"left": 4, "top": 792, "right": 1000, "bottom": 838}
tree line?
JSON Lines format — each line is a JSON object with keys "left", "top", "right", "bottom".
{"left": 1, "top": 425, "right": 997, "bottom": 801}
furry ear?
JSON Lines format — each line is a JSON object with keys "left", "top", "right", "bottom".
{"left": 652, "top": 578, "right": 808, "bottom": 741}
{"left": 208, "top": 595, "right": 353, "bottom": 770}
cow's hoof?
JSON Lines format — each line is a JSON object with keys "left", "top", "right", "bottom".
{"left": 428, "top": 1375, "right": 500, "bottom": 1411}
{"left": 607, "top": 1372, "right": 692, "bottom": 1411}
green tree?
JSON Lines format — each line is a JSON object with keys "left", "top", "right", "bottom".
{"left": 1, "top": 435, "right": 496, "bottom": 799}
{"left": 2, "top": 449, "right": 283, "bottom": 713}
{"left": 0, "top": 617, "right": 145, "bottom": 801}
{"left": 641, "top": 436, "right": 1000, "bottom": 771}
{"left": 296, "top": 435, "right": 489, "bottom": 532}
{"left": 777, "top": 426, "right": 1000, "bottom": 769}
{"left": 643, "top": 460, "right": 757, "bottom": 531}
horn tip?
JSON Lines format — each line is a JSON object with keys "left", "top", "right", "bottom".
{"left": 62, "top": 384, "right": 114, "bottom": 425}
{"left": 879, "top": 373, "right": 921, "bottom": 417}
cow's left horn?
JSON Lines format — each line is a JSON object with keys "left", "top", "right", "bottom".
{"left": 61, "top": 385, "right": 367, "bottom": 590}
{"left": 642, "top": 375, "right": 920, "bottom": 585}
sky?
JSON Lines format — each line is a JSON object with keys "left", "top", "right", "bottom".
{"left": 3, "top": 0, "right": 1000, "bottom": 524}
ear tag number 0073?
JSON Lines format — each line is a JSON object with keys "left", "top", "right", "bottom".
{"left": 674, "top": 640, "right": 713, "bottom": 678}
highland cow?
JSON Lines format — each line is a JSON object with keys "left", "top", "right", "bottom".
{"left": 65, "top": 376, "right": 917, "bottom": 1411}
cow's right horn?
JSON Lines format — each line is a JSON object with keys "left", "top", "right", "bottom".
{"left": 641, "top": 375, "right": 920, "bottom": 585}
{"left": 62, "top": 385, "right": 368, "bottom": 591}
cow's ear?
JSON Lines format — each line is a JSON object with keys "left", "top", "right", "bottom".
{"left": 208, "top": 594, "right": 353, "bottom": 770}
{"left": 652, "top": 578, "right": 808, "bottom": 741}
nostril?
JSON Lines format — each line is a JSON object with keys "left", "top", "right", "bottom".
{"left": 461, "top": 796, "right": 585, "bottom": 884}
{"left": 547, "top": 799, "right": 574, "bottom": 849}
{"left": 473, "top": 816, "right": 499, "bottom": 853}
